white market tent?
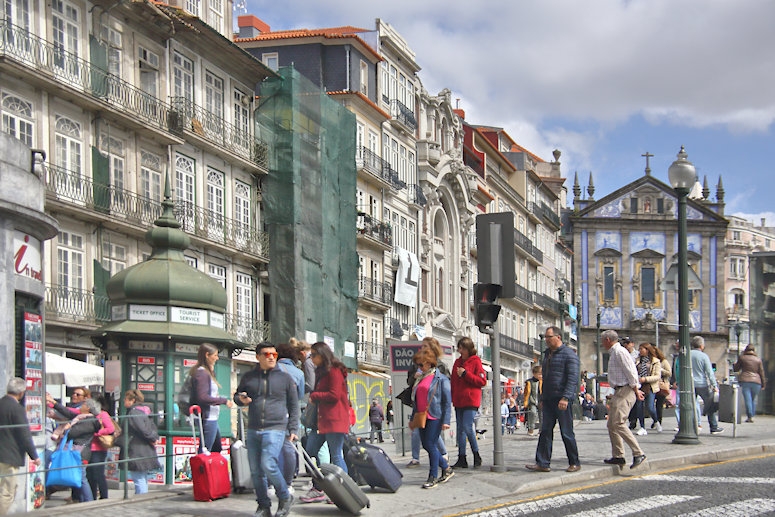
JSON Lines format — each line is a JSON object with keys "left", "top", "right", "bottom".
{"left": 45, "top": 352, "right": 104, "bottom": 387}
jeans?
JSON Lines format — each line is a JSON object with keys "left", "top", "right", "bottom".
{"left": 86, "top": 450, "right": 108, "bottom": 499}
{"left": 411, "top": 427, "right": 446, "bottom": 461}
{"left": 644, "top": 390, "right": 658, "bottom": 424}
{"left": 535, "top": 397, "right": 580, "bottom": 468}
{"left": 304, "top": 431, "right": 347, "bottom": 473}
{"left": 455, "top": 408, "right": 479, "bottom": 455}
{"left": 246, "top": 429, "right": 290, "bottom": 508}
{"left": 740, "top": 382, "right": 762, "bottom": 419}
{"left": 695, "top": 386, "right": 719, "bottom": 430}
{"left": 419, "top": 418, "right": 449, "bottom": 478}
{"left": 369, "top": 422, "right": 383, "bottom": 442}
{"left": 200, "top": 419, "right": 221, "bottom": 454}
{"left": 130, "top": 471, "right": 148, "bottom": 494}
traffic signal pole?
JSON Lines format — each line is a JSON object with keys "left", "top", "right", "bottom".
{"left": 486, "top": 321, "right": 506, "bottom": 472}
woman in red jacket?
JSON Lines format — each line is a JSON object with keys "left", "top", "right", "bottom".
{"left": 300, "top": 342, "right": 350, "bottom": 503}
{"left": 451, "top": 337, "right": 487, "bottom": 468}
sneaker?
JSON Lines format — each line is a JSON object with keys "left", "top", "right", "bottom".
{"left": 275, "top": 495, "right": 295, "bottom": 517}
{"left": 422, "top": 476, "right": 438, "bottom": 489}
{"left": 710, "top": 427, "right": 725, "bottom": 435}
{"left": 636, "top": 427, "right": 648, "bottom": 436}
{"left": 300, "top": 488, "right": 326, "bottom": 503}
{"left": 267, "top": 486, "right": 275, "bottom": 497}
{"left": 254, "top": 506, "right": 272, "bottom": 517}
{"left": 439, "top": 467, "right": 455, "bottom": 483}
{"left": 655, "top": 422, "right": 663, "bottom": 433}
{"left": 406, "top": 459, "right": 420, "bottom": 468}
{"left": 287, "top": 485, "right": 295, "bottom": 495}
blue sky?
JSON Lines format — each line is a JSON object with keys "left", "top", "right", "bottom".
{"left": 241, "top": 0, "right": 775, "bottom": 225}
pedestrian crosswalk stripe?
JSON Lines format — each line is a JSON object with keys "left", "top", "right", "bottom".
{"left": 641, "top": 475, "right": 775, "bottom": 484}
{"left": 460, "top": 493, "right": 608, "bottom": 516}
{"left": 678, "top": 498, "right": 775, "bottom": 516}
{"left": 565, "top": 495, "right": 700, "bottom": 517}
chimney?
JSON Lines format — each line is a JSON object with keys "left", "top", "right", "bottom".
{"left": 453, "top": 109, "right": 465, "bottom": 120}
{"left": 237, "top": 15, "right": 270, "bottom": 38}
{"left": 762, "top": 217, "right": 767, "bottom": 227}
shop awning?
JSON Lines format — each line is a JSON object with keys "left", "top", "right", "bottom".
{"left": 45, "top": 353, "right": 104, "bottom": 387}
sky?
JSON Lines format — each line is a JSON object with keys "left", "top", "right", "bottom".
{"left": 241, "top": 0, "right": 775, "bottom": 226}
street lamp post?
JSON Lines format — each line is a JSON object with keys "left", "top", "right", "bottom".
{"left": 595, "top": 308, "right": 602, "bottom": 402}
{"left": 669, "top": 146, "right": 700, "bottom": 445}
{"left": 735, "top": 321, "right": 742, "bottom": 359}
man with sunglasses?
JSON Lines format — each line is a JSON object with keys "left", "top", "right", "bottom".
{"left": 235, "top": 342, "right": 300, "bottom": 517}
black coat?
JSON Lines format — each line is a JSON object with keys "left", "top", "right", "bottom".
{"left": 121, "top": 406, "right": 160, "bottom": 472}
{"left": 0, "top": 395, "right": 38, "bottom": 466}
{"left": 67, "top": 415, "right": 100, "bottom": 446}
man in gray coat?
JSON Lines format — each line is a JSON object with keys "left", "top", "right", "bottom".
{"left": 0, "top": 377, "right": 41, "bottom": 515}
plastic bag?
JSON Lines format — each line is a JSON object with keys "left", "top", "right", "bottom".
{"left": 46, "top": 431, "right": 82, "bottom": 488}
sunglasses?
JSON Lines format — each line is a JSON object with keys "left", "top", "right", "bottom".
{"left": 260, "top": 351, "right": 278, "bottom": 359}
{"left": 72, "top": 393, "right": 84, "bottom": 397}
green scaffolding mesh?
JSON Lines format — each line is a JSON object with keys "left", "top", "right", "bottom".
{"left": 257, "top": 66, "right": 359, "bottom": 369}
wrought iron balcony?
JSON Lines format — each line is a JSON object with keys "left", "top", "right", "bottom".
{"left": 174, "top": 200, "right": 268, "bottom": 260}
{"left": 357, "top": 341, "right": 389, "bottom": 367}
{"left": 45, "top": 284, "right": 110, "bottom": 325}
{"left": 534, "top": 293, "right": 560, "bottom": 315}
{"left": 514, "top": 228, "right": 543, "bottom": 263}
{"left": 46, "top": 162, "right": 163, "bottom": 226}
{"left": 223, "top": 313, "right": 270, "bottom": 346}
{"left": 538, "top": 201, "right": 561, "bottom": 229}
{"left": 168, "top": 97, "right": 268, "bottom": 171}
{"left": 358, "top": 276, "right": 393, "bottom": 307}
{"left": 408, "top": 183, "right": 427, "bottom": 207}
{"left": 44, "top": 164, "right": 268, "bottom": 260}
{"left": 356, "top": 213, "right": 393, "bottom": 248}
{"left": 499, "top": 333, "right": 534, "bottom": 358}
{"left": 357, "top": 147, "right": 403, "bottom": 190}
{"left": 514, "top": 283, "right": 534, "bottom": 306}
{"left": 0, "top": 20, "right": 173, "bottom": 134}
{"left": 389, "top": 99, "right": 417, "bottom": 132}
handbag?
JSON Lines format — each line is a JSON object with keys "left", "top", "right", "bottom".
{"left": 97, "top": 418, "right": 121, "bottom": 448}
{"left": 302, "top": 402, "right": 318, "bottom": 430}
{"left": 409, "top": 411, "right": 427, "bottom": 430}
{"left": 657, "top": 379, "right": 670, "bottom": 396}
{"left": 46, "top": 431, "right": 83, "bottom": 488}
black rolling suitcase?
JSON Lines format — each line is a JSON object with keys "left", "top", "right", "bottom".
{"left": 230, "top": 408, "right": 253, "bottom": 493}
{"left": 299, "top": 443, "right": 369, "bottom": 515}
{"left": 346, "top": 442, "right": 402, "bottom": 492}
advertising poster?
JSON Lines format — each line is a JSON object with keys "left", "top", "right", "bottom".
{"left": 24, "top": 313, "right": 43, "bottom": 432}
{"left": 26, "top": 449, "right": 46, "bottom": 512}
{"left": 173, "top": 436, "right": 198, "bottom": 484}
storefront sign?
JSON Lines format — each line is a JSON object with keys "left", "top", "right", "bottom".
{"left": 390, "top": 342, "right": 423, "bottom": 372}
{"left": 138, "top": 356, "right": 155, "bottom": 365}
{"left": 111, "top": 304, "right": 127, "bottom": 321}
{"left": 138, "top": 383, "right": 155, "bottom": 391}
{"left": 209, "top": 311, "right": 224, "bottom": 329}
{"left": 129, "top": 304, "right": 168, "bottom": 321}
{"left": 13, "top": 232, "right": 42, "bottom": 282}
{"left": 171, "top": 307, "right": 207, "bottom": 325}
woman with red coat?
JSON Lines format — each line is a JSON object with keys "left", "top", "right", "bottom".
{"left": 451, "top": 336, "right": 487, "bottom": 468}
{"left": 300, "top": 342, "right": 350, "bottom": 504}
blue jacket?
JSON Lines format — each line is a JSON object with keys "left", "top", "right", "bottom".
{"left": 541, "top": 344, "right": 580, "bottom": 401}
{"left": 412, "top": 370, "right": 452, "bottom": 425}
{"left": 276, "top": 358, "right": 305, "bottom": 402}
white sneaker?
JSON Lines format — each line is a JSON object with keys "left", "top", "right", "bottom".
{"left": 655, "top": 422, "right": 662, "bottom": 433}
{"left": 636, "top": 427, "right": 648, "bottom": 436}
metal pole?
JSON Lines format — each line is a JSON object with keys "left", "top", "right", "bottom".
{"left": 595, "top": 309, "right": 602, "bottom": 402}
{"left": 489, "top": 322, "right": 506, "bottom": 472}
{"left": 673, "top": 186, "right": 699, "bottom": 444}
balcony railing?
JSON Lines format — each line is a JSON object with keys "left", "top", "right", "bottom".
{"left": 1, "top": 20, "right": 173, "bottom": 133}
{"left": 357, "top": 341, "right": 389, "bottom": 366}
{"left": 408, "top": 183, "right": 427, "bottom": 207}
{"left": 174, "top": 200, "right": 268, "bottom": 260}
{"left": 357, "top": 147, "right": 404, "bottom": 190}
{"left": 358, "top": 276, "right": 393, "bottom": 306}
{"left": 514, "top": 283, "right": 534, "bottom": 306}
{"left": 499, "top": 334, "right": 534, "bottom": 358}
{"left": 44, "top": 164, "right": 268, "bottom": 260}
{"left": 534, "top": 293, "right": 560, "bottom": 315}
{"left": 223, "top": 313, "right": 270, "bottom": 346}
{"left": 514, "top": 229, "right": 543, "bottom": 263}
{"left": 538, "top": 201, "right": 561, "bottom": 229}
{"left": 356, "top": 214, "right": 393, "bottom": 248}
{"left": 389, "top": 99, "right": 417, "bottom": 132}
{"left": 169, "top": 97, "right": 268, "bottom": 171}
{"left": 46, "top": 163, "right": 163, "bottom": 226}
{"left": 45, "top": 284, "right": 110, "bottom": 325}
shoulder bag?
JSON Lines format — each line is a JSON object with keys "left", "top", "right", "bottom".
{"left": 302, "top": 401, "right": 318, "bottom": 430}
{"left": 46, "top": 431, "right": 82, "bottom": 488}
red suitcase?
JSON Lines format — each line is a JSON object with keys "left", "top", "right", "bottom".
{"left": 189, "top": 405, "right": 231, "bottom": 501}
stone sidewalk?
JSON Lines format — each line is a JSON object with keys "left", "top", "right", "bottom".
{"left": 36, "top": 415, "right": 775, "bottom": 516}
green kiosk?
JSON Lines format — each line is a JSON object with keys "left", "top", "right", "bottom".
{"left": 88, "top": 176, "right": 245, "bottom": 486}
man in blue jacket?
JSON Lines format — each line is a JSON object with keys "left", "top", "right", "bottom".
{"left": 525, "top": 326, "right": 581, "bottom": 473}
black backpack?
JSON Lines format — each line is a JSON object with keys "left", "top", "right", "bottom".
{"left": 177, "top": 374, "right": 194, "bottom": 420}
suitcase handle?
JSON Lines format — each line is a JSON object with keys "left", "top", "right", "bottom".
{"left": 189, "top": 405, "right": 209, "bottom": 455}
{"left": 297, "top": 441, "right": 324, "bottom": 481}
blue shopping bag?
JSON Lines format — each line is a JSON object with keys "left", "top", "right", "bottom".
{"left": 46, "top": 431, "right": 82, "bottom": 488}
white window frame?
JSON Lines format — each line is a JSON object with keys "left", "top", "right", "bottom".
{"left": 1, "top": 92, "right": 34, "bottom": 146}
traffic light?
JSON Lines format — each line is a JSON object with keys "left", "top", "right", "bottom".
{"left": 474, "top": 283, "right": 502, "bottom": 332}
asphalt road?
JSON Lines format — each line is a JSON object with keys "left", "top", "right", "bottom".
{"left": 452, "top": 453, "right": 775, "bottom": 517}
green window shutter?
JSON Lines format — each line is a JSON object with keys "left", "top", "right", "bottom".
{"left": 92, "top": 146, "right": 110, "bottom": 213}
{"left": 90, "top": 35, "right": 109, "bottom": 98}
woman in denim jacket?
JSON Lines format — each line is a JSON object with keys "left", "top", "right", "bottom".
{"left": 410, "top": 347, "right": 454, "bottom": 489}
